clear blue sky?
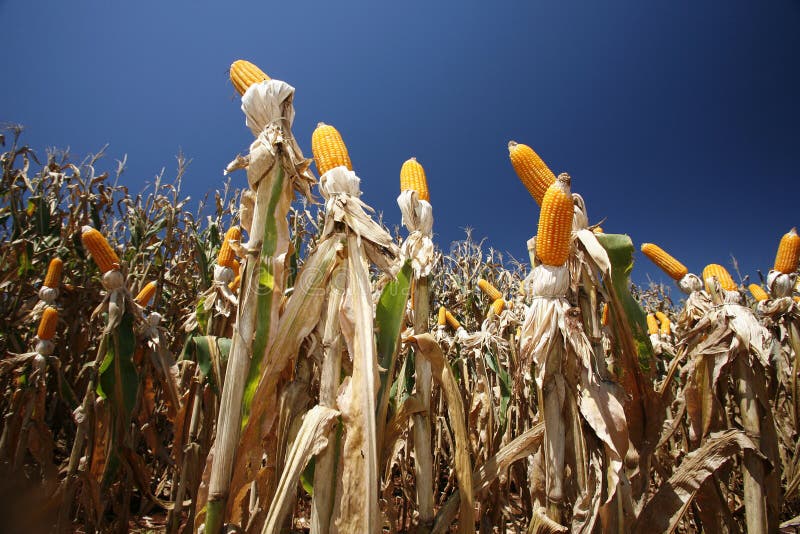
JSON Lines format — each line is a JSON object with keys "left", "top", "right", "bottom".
{"left": 2, "top": 1, "right": 798, "bottom": 287}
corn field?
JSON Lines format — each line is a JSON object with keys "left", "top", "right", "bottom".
{"left": 1, "top": 61, "right": 799, "bottom": 533}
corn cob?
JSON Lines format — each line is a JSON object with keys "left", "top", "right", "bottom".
{"left": 593, "top": 227, "right": 604, "bottom": 234}
{"left": 43, "top": 257, "right": 63, "bottom": 289}
{"left": 229, "top": 275, "right": 241, "bottom": 293}
{"left": 311, "top": 123, "right": 352, "bottom": 176}
{"left": 774, "top": 228, "right": 800, "bottom": 274}
{"left": 536, "top": 173, "right": 573, "bottom": 266}
{"left": 230, "top": 60, "right": 270, "bottom": 96}
{"left": 231, "top": 259, "right": 241, "bottom": 277}
{"left": 135, "top": 281, "right": 157, "bottom": 307}
{"left": 640, "top": 243, "right": 688, "bottom": 281}
{"left": 477, "top": 279, "right": 502, "bottom": 301}
{"left": 491, "top": 298, "right": 505, "bottom": 315}
{"left": 37, "top": 306, "right": 58, "bottom": 341}
{"left": 601, "top": 303, "right": 609, "bottom": 326}
{"left": 646, "top": 313, "right": 658, "bottom": 335}
{"left": 444, "top": 309, "right": 461, "bottom": 330}
{"left": 655, "top": 311, "right": 671, "bottom": 335}
{"left": 437, "top": 306, "right": 447, "bottom": 326}
{"left": 400, "top": 157, "right": 430, "bottom": 202}
{"left": 218, "top": 226, "right": 241, "bottom": 269}
{"left": 81, "top": 226, "right": 120, "bottom": 274}
{"left": 508, "top": 141, "right": 556, "bottom": 205}
{"left": 702, "top": 264, "right": 737, "bottom": 292}
{"left": 748, "top": 284, "right": 768, "bottom": 302}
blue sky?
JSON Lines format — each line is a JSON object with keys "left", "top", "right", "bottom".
{"left": 2, "top": 1, "right": 798, "bottom": 287}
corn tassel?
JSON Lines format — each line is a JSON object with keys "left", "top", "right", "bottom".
{"left": 640, "top": 243, "right": 688, "bottom": 281}
{"left": 230, "top": 60, "right": 270, "bottom": 96}
{"left": 774, "top": 227, "right": 800, "bottom": 274}
{"left": 703, "top": 264, "right": 737, "bottom": 292}
{"left": 748, "top": 284, "right": 768, "bottom": 302}
{"left": 655, "top": 311, "right": 671, "bottom": 335}
{"left": 43, "top": 257, "right": 62, "bottom": 289}
{"left": 81, "top": 226, "right": 120, "bottom": 274}
{"left": 135, "top": 281, "right": 157, "bottom": 307}
{"left": 477, "top": 278, "right": 502, "bottom": 301}
{"left": 218, "top": 226, "right": 241, "bottom": 269}
{"left": 536, "top": 173, "right": 573, "bottom": 266}
{"left": 508, "top": 141, "right": 556, "bottom": 205}
{"left": 311, "top": 123, "right": 352, "bottom": 176}
{"left": 37, "top": 306, "right": 58, "bottom": 341}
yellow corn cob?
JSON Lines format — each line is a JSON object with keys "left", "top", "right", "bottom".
{"left": 218, "top": 227, "right": 241, "bottom": 269}
{"left": 655, "top": 311, "right": 671, "bottom": 335}
{"left": 445, "top": 310, "right": 461, "bottom": 330}
{"left": 400, "top": 157, "right": 430, "bottom": 202}
{"left": 231, "top": 259, "right": 241, "bottom": 277}
{"left": 44, "top": 257, "right": 63, "bottom": 289}
{"left": 640, "top": 243, "right": 688, "bottom": 281}
{"left": 437, "top": 306, "right": 447, "bottom": 326}
{"left": 135, "top": 281, "right": 157, "bottom": 307}
{"left": 311, "top": 123, "right": 352, "bottom": 176}
{"left": 491, "top": 298, "right": 505, "bottom": 315}
{"left": 702, "top": 264, "right": 737, "bottom": 292}
{"left": 37, "top": 306, "right": 58, "bottom": 341}
{"left": 508, "top": 141, "right": 556, "bottom": 206}
{"left": 646, "top": 313, "right": 658, "bottom": 335}
{"left": 81, "top": 226, "right": 120, "bottom": 274}
{"left": 748, "top": 283, "right": 768, "bottom": 302}
{"left": 593, "top": 227, "right": 604, "bottom": 234}
{"left": 536, "top": 173, "right": 574, "bottom": 266}
{"left": 794, "top": 296, "right": 800, "bottom": 304}
{"left": 229, "top": 275, "right": 241, "bottom": 293}
{"left": 477, "top": 279, "right": 502, "bottom": 301}
{"left": 230, "top": 60, "right": 270, "bottom": 96}
{"left": 601, "top": 303, "right": 609, "bottom": 326}
{"left": 774, "top": 227, "right": 800, "bottom": 274}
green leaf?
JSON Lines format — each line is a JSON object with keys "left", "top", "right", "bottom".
{"left": 181, "top": 335, "right": 231, "bottom": 393}
{"left": 195, "top": 296, "right": 209, "bottom": 334}
{"left": 484, "top": 352, "right": 511, "bottom": 428}
{"left": 16, "top": 241, "right": 33, "bottom": 278}
{"left": 300, "top": 457, "right": 315, "bottom": 496}
{"left": 375, "top": 261, "right": 413, "bottom": 432}
{"left": 242, "top": 166, "right": 285, "bottom": 425}
{"left": 97, "top": 313, "right": 139, "bottom": 421}
{"left": 595, "top": 233, "right": 654, "bottom": 370}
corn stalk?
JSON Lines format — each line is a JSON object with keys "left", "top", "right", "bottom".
{"left": 398, "top": 188, "right": 435, "bottom": 528}
{"left": 203, "top": 77, "right": 311, "bottom": 533}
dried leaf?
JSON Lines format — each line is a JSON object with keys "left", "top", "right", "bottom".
{"left": 633, "top": 430, "right": 766, "bottom": 533}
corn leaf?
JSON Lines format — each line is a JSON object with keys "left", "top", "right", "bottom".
{"left": 97, "top": 313, "right": 138, "bottom": 422}
{"left": 594, "top": 233, "right": 654, "bottom": 368}
{"left": 376, "top": 260, "right": 412, "bottom": 444}
{"left": 632, "top": 430, "right": 765, "bottom": 533}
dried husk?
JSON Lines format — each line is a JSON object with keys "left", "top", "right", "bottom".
{"left": 632, "top": 430, "right": 766, "bottom": 533}
{"left": 261, "top": 406, "right": 339, "bottom": 534}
